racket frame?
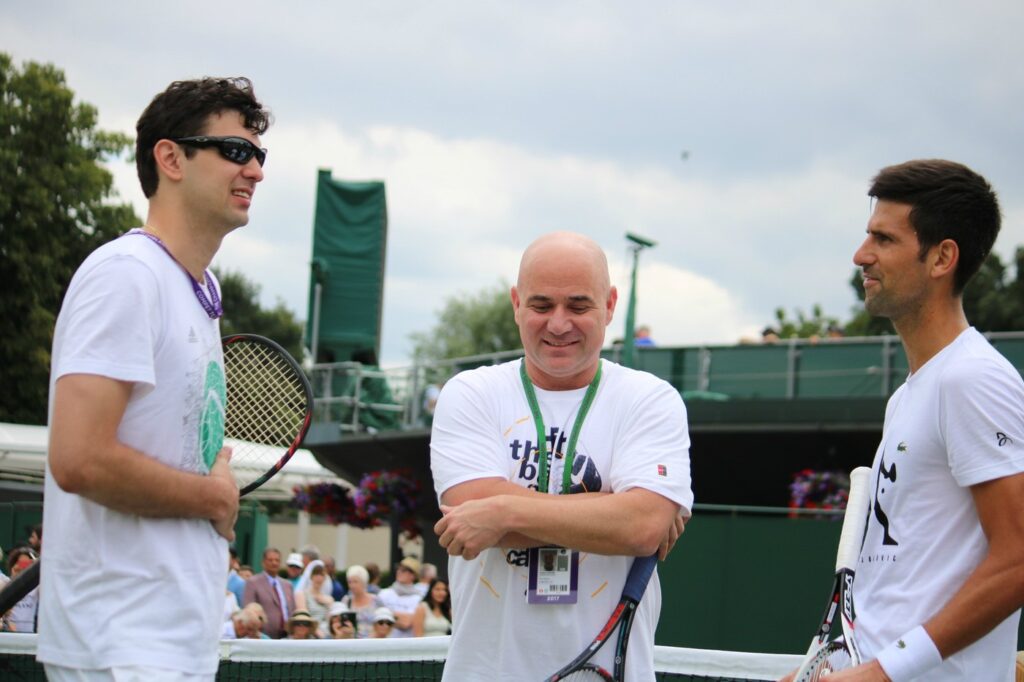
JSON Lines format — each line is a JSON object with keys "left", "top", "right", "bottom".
{"left": 221, "top": 333, "right": 314, "bottom": 497}
{"left": 794, "top": 466, "right": 871, "bottom": 681}
{"left": 546, "top": 553, "right": 659, "bottom": 682}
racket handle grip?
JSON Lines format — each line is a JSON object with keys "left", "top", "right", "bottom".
{"left": 621, "top": 554, "right": 658, "bottom": 603}
{"left": 836, "top": 466, "right": 871, "bottom": 572}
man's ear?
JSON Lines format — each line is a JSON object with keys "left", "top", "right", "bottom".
{"left": 605, "top": 285, "right": 618, "bottom": 325}
{"left": 510, "top": 285, "right": 522, "bottom": 326}
{"left": 152, "top": 139, "right": 185, "bottom": 184}
{"left": 930, "top": 238, "right": 959, "bottom": 282}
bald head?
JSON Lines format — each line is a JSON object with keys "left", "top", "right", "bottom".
{"left": 512, "top": 231, "right": 617, "bottom": 390}
{"left": 517, "top": 232, "right": 611, "bottom": 295}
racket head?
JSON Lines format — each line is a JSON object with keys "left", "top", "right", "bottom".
{"left": 794, "top": 640, "right": 853, "bottom": 681}
{"left": 222, "top": 334, "right": 313, "bottom": 496}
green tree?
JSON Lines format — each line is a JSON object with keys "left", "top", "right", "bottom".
{"left": 410, "top": 280, "right": 522, "bottom": 361}
{"left": 0, "top": 54, "right": 140, "bottom": 424}
{"left": 216, "top": 269, "right": 305, "bottom": 361}
{"left": 771, "top": 304, "right": 841, "bottom": 339}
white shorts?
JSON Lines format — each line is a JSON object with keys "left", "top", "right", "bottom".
{"left": 44, "top": 663, "right": 215, "bottom": 682}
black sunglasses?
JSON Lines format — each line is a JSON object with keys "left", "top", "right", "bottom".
{"left": 173, "top": 136, "right": 267, "bottom": 167}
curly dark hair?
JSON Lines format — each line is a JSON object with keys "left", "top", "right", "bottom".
{"left": 869, "top": 159, "right": 1000, "bottom": 295}
{"left": 135, "top": 77, "right": 271, "bottom": 198}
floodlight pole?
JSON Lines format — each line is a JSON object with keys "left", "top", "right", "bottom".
{"left": 621, "top": 233, "right": 656, "bottom": 369}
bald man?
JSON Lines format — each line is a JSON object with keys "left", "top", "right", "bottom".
{"left": 431, "top": 232, "right": 693, "bottom": 681}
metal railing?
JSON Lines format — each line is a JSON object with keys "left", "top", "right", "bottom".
{"left": 308, "top": 331, "right": 1024, "bottom": 433}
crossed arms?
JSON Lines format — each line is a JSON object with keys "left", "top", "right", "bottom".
{"left": 434, "top": 477, "right": 686, "bottom": 561}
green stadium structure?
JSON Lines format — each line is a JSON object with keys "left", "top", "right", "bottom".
{"left": 305, "top": 169, "right": 388, "bottom": 367}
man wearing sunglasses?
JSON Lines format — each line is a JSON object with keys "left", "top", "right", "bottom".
{"left": 39, "top": 77, "right": 271, "bottom": 682}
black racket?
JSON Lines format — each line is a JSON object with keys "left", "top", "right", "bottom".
{"left": 545, "top": 553, "right": 658, "bottom": 681}
{"left": 0, "top": 334, "right": 313, "bottom": 615}
{"left": 222, "top": 333, "right": 314, "bottom": 496}
{"left": 792, "top": 466, "right": 871, "bottom": 681}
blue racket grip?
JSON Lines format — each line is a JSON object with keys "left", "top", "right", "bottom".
{"left": 621, "top": 554, "right": 658, "bottom": 603}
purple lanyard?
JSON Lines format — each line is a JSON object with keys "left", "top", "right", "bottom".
{"left": 131, "top": 230, "right": 223, "bottom": 319}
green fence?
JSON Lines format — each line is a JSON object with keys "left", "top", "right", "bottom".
{"left": 656, "top": 505, "right": 1024, "bottom": 654}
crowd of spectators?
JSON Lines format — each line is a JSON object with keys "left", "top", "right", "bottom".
{"left": 0, "top": 530, "right": 448, "bottom": 642}
{"left": 227, "top": 544, "right": 452, "bottom": 641}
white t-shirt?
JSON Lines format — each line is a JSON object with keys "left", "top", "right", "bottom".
{"left": 38, "top": 230, "right": 228, "bottom": 674}
{"left": 431, "top": 359, "right": 693, "bottom": 682}
{"left": 855, "top": 328, "right": 1024, "bottom": 681}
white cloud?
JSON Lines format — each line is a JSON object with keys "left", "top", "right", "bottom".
{"left": 6, "top": 0, "right": 1024, "bottom": 366}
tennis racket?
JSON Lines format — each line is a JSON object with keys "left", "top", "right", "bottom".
{"left": 0, "top": 334, "right": 313, "bottom": 615}
{"left": 793, "top": 466, "right": 871, "bottom": 681}
{"left": 545, "top": 553, "right": 658, "bottom": 681}
{"left": 222, "top": 333, "right": 314, "bottom": 496}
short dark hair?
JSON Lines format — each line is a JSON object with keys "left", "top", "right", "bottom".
{"left": 868, "top": 159, "right": 1001, "bottom": 295}
{"left": 135, "top": 77, "right": 271, "bottom": 198}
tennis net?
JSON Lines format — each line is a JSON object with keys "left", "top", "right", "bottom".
{"left": 0, "top": 634, "right": 801, "bottom": 680}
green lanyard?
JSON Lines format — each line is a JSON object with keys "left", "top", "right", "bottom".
{"left": 519, "top": 360, "right": 603, "bottom": 495}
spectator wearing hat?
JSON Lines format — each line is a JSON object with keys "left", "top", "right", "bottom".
{"left": 327, "top": 603, "right": 357, "bottom": 639}
{"left": 286, "top": 610, "right": 319, "bottom": 639}
{"left": 378, "top": 557, "right": 423, "bottom": 638}
{"left": 243, "top": 547, "right": 296, "bottom": 639}
{"left": 285, "top": 552, "right": 304, "bottom": 589}
{"left": 371, "top": 607, "right": 396, "bottom": 639}
{"left": 339, "top": 565, "right": 381, "bottom": 638}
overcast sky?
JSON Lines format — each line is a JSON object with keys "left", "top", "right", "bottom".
{"left": 4, "top": 1, "right": 1023, "bottom": 364}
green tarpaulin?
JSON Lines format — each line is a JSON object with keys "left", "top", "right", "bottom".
{"left": 306, "top": 170, "right": 387, "bottom": 364}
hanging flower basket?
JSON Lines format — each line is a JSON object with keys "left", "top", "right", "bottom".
{"left": 353, "top": 468, "right": 423, "bottom": 537}
{"left": 291, "top": 468, "right": 423, "bottom": 537}
{"left": 788, "top": 468, "right": 850, "bottom": 518}
{"left": 290, "top": 482, "right": 356, "bottom": 526}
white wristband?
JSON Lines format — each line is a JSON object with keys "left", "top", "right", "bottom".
{"left": 875, "top": 625, "right": 943, "bottom": 682}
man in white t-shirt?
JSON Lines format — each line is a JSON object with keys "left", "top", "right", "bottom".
{"left": 431, "top": 232, "right": 692, "bottom": 681}
{"left": 782, "top": 160, "right": 1024, "bottom": 681}
{"left": 39, "top": 77, "right": 271, "bottom": 681}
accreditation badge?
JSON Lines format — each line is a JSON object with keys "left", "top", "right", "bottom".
{"left": 527, "top": 546, "right": 579, "bottom": 604}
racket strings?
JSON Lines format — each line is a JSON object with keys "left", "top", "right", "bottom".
{"left": 798, "top": 642, "right": 853, "bottom": 681}
{"left": 223, "top": 341, "right": 311, "bottom": 488}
